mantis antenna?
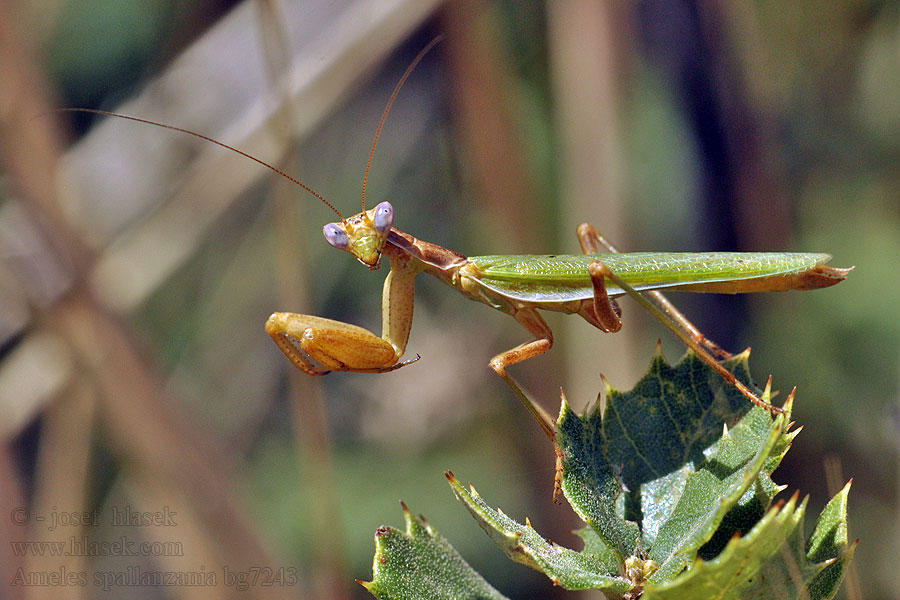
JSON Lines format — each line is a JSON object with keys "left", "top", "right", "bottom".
{"left": 51, "top": 35, "right": 444, "bottom": 221}
{"left": 49, "top": 107, "right": 346, "bottom": 220}
{"left": 49, "top": 108, "right": 346, "bottom": 221}
{"left": 360, "top": 35, "right": 444, "bottom": 212}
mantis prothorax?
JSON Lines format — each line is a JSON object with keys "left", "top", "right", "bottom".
{"left": 58, "top": 40, "right": 850, "bottom": 430}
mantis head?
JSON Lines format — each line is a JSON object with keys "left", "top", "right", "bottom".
{"left": 323, "top": 201, "right": 394, "bottom": 270}
{"left": 319, "top": 40, "right": 442, "bottom": 271}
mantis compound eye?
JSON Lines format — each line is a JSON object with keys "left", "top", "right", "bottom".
{"left": 373, "top": 201, "right": 394, "bottom": 233}
{"left": 323, "top": 223, "right": 348, "bottom": 249}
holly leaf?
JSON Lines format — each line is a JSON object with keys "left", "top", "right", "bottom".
{"left": 643, "top": 482, "right": 856, "bottom": 600}
{"left": 358, "top": 501, "right": 507, "bottom": 600}
{"left": 365, "top": 350, "right": 854, "bottom": 599}
{"left": 447, "top": 472, "right": 631, "bottom": 593}
{"left": 555, "top": 350, "right": 793, "bottom": 579}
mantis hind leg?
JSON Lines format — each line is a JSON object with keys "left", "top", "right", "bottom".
{"left": 575, "top": 262, "right": 624, "bottom": 333}
{"left": 576, "top": 223, "right": 731, "bottom": 359}
{"left": 575, "top": 224, "right": 783, "bottom": 414}
{"left": 588, "top": 260, "right": 785, "bottom": 415}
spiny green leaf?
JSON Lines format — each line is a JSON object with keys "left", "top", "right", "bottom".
{"left": 807, "top": 482, "right": 856, "bottom": 600}
{"left": 555, "top": 395, "right": 642, "bottom": 559}
{"left": 447, "top": 472, "right": 631, "bottom": 593}
{"left": 600, "top": 350, "right": 757, "bottom": 492}
{"left": 645, "top": 394, "right": 788, "bottom": 579}
{"left": 555, "top": 350, "right": 793, "bottom": 579}
{"left": 697, "top": 406, "right": 798, "bottom": 560}
{"left": 572, "top": 525, "right": 620, "bottom": 570}
{"left": 359, "top": 501, "right": 507, "bottom": 600}
{"left": 371, "top": 349, "right": 854, "bottom": 598}
{"left": 643, "top": 482, "right": 855, "bottom": 600}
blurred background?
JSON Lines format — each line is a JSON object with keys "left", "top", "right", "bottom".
{"left": 0, "top": 0, "right": 897, "bottom": 598}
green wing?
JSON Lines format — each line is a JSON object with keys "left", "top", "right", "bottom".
{"left": 469, "top": 252, "right": 832, "bottom": 303}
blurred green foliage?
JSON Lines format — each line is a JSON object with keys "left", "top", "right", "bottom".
{"left": 34, "top": 1, "right": 899, "bottom": 598}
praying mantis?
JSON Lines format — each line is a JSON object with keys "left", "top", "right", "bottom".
{"left": 60, "top": 41, "right": 850, "bottom": 425}
{"left": 265, "top": 206, "right": 847, "bottom": 420}
{"left": 260, "top": 41, "right": 850, "bottom": 421}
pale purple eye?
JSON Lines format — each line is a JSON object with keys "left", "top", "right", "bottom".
{"left": 323, "top": 223, "right": 348, "bottom": 249}
{"left": 373, "top": 201, "right": 394, "bottom": 233}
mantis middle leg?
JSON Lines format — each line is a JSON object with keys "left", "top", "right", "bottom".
{"left": 487, "top": 307, "right": 556, "bottom": 440}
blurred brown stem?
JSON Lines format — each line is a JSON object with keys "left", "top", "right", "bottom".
{"left": 254, "top": 1, "right": 350, "bottom": 598}
{"left": 0, "top": 1, "right": 294, "bottom": 597}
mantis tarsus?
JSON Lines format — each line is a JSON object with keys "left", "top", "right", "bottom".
{"left": 60, "top": 40, "right": 850, "bottom": 429}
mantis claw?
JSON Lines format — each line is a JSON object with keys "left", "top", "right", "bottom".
{"left": 366, "top": 353, "right": 420, "bottom": 373}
